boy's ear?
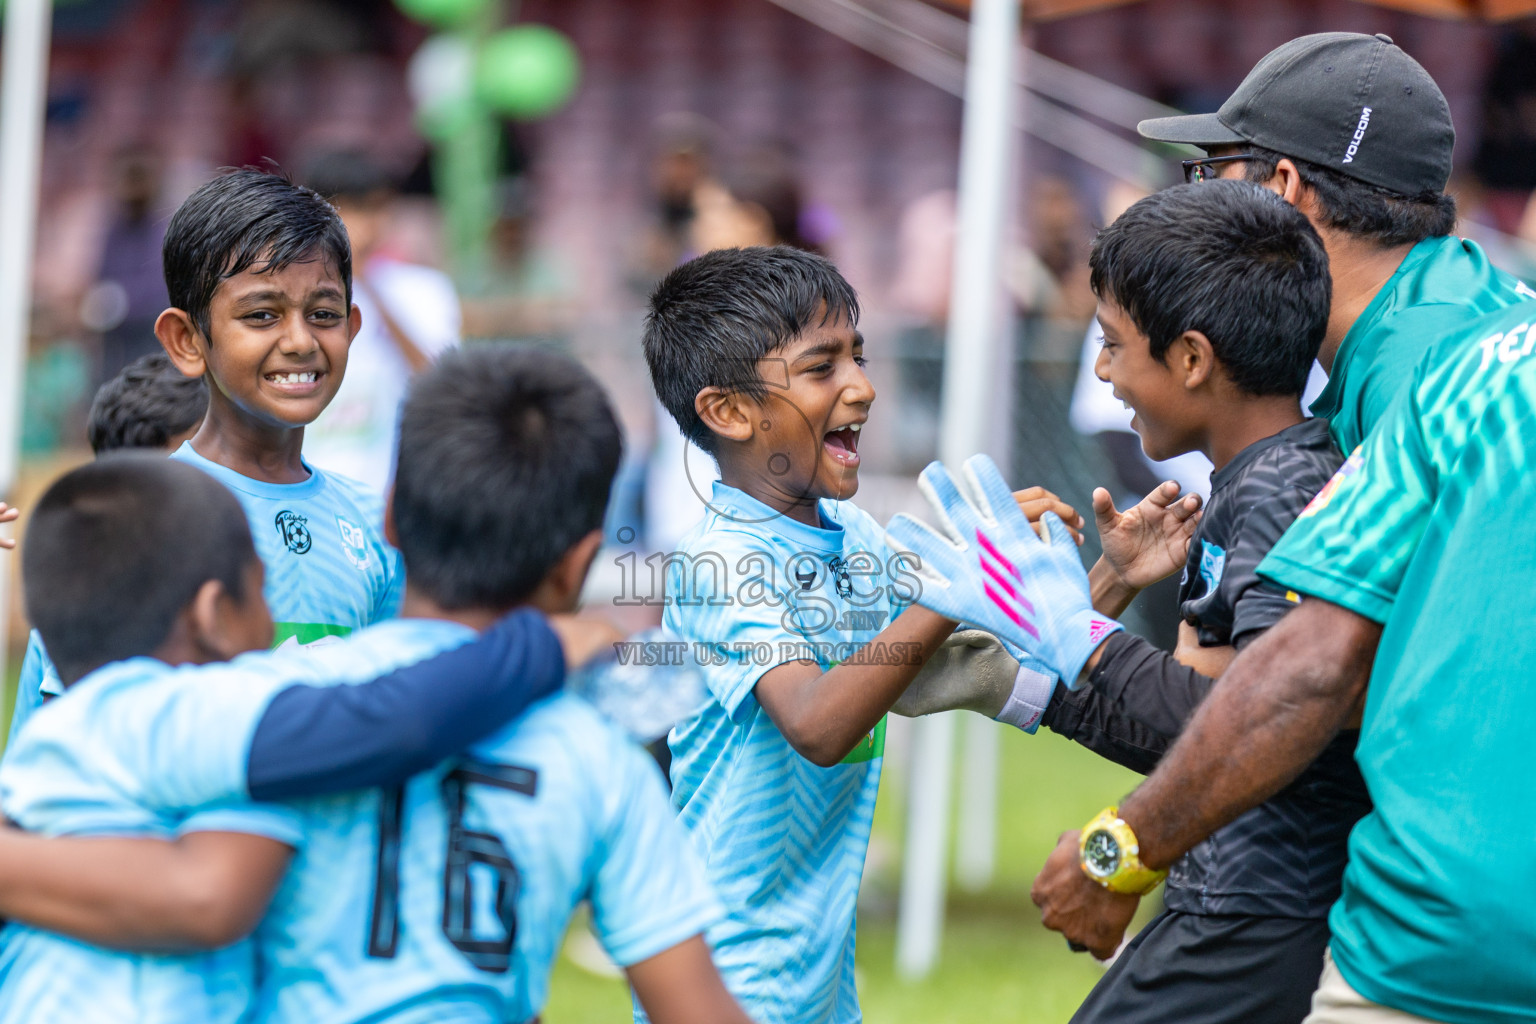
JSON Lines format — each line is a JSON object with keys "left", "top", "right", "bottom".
{"left": 348, "top": 302, "right": 362, "bottom": 343}
{"left": 181, "top": 579, "right": 246, "bottom": 663}
{"left": 185, "top": 578, "right": 230, "bottom": 657}
{"left": 1173, "top": 330, "right": 1217, "bottom": 390}
{"left": 382, "top": 487, "right": 398, "bottom": 548}
{"left": 157, "top": 308, "right": 208, "bottom": 378}
{"left": 531, "top": 529, "right": 605, "bottom": 614}
{"left": 694, "top": 387, "right": 755, "bottom": 445}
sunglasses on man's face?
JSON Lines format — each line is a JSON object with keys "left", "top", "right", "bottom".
{"left": 1181, "top": 154, "right": 1254, "bottom": 183}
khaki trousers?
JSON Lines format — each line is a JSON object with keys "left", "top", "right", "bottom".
{"left": 1304, "top": 948, "right": 1449, "bottom": 1024}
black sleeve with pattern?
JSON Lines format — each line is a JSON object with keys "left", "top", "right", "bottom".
{"left": 1082, "top": 630, "right": 1219, "bottom": 738}
{"left": 1042, "top": 680, "right": 1172, "bottom": 776}
{"left": 1224, "top": 485, "right": 1317, "bottom": 648}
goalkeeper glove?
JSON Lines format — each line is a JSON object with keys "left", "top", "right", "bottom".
{"left": 885, "top": 455, "right": 1122, "bottom": 687}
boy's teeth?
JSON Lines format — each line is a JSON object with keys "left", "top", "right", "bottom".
{"left": 825, "top": 425, "right": 861, "bottom": 455}
{"left": 269, "top": 372, "right": 317, "bottom": 384}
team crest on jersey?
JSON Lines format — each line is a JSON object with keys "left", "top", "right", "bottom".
{"left": 827, "top": 556, "right": 853, "bottom": 598}
{"left": 1198, "top": 540, "right": 1226, "bottom": 591}
{"left": 335, "top": 516, "right": 372, "bottom": 572}
{"left": 274, "top": 511, "right": 312, "bottom": 554}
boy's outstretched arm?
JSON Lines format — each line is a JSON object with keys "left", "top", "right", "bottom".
{"left": 754, "top": 605, "right": 957, "bottom": 767}
{"left": 627, "top": 935, "right": 757, "bottom": 1024}
{"left": 810, "top": 486, "right": 1083, "bottom": 737}
{"left": 886, "top": 456, "right": 1123, "bottom": 690}
{"left": 246, "top": 607, "right": 579, "bottom": 800}
{"left": 0, "top": 828, "right": 291, "bottom": 951}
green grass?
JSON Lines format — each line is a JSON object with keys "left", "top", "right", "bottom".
{"left": 1, "top": 651, "right": 16, "bottom": 756}
{"left": 544, "top": 724, "right": 1150, "bottom": 1023}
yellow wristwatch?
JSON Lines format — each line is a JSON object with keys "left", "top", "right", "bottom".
{"left": 1078, "top": 807, "right": 1167, "bottom": 896}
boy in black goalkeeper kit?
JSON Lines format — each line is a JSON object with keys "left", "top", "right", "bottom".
{"left": 1034, "top": 181, "right": 1371, "bottom": 1024}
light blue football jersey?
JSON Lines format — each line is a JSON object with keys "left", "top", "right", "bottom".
{"left": 655, "top": 481, "right": 915, "bottom": 1024}
{"left": 3, "top": 446, "right": 404, "bottom": 747}
{"left": 3, "top": 631, "right": 62, "bottom": 754}
{"left": 242, "top": 618, "right": 720, "bottom": 1024}
{"left": 0, "top": 656, "right": 306, "bottom": 1024}
{"left": 170, "top": 442, "right": 403, "bottom": 649}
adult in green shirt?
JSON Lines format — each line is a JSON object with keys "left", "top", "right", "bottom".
{"left": 1139, "top": 31, "right": 1536, "bottom": 452}
{"left": 1032, "top": 299, "right": 1536, "bottom": 1022}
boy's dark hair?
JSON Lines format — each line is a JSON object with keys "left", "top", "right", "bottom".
{"left": 1089, "top": 180, "right": 1331, "bottom": 396}
{"left": 163, "top": 168, "right": 352, "bottom": 341}
{"left": 1242, "top": 144, "right": 1456, "bottom": 248}
{"left": 23, "top": 455, "right": 257, "bottom": 685}
{"left": 643, "top": 246, "right": 860, "bottom": 453}
{"left": 392, "top": 347, "right": 623, "bottom": 610}
{"left": 87, "top": 352, "right": 208, "bottom": 454}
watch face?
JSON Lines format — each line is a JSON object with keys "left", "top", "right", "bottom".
{"left": 1083, "top": 828, "right": 1122, "bottom": 879}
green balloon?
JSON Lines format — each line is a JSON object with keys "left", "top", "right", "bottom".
{"left": 415, "top": 94, "right": 482, "bottom": 144}
{"left": 394, "top": 0, "right": 489, "bottom": 29}
{"left": 474, "top": 25, "right": 580, "bottom": 120}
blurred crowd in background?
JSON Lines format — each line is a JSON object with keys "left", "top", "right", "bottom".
{"left": 15, "top": 0, "right": 1536, "bottom": 646}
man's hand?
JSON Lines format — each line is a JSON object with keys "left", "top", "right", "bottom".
{"left": 0, "top": 502, "right": 17, "bottom": 550}
{"left": 1014, "top": 486, "right": 1084, "bottom": 545}
{"left": 1093, "top": 482, "right": 1202, "bottom": 592}
{"left": 1030, "top": 830, "right": 1141, "bottom": 960}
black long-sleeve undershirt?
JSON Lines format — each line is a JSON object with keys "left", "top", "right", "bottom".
{"left": 1041, "top": 631, "right": 1219, "bottom": 776}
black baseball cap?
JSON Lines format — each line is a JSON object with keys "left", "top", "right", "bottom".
{"left": 1138, "top": 32, "right": 1453, "bottom": 196}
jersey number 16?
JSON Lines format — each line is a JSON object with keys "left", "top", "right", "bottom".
{"left": 366, "top": 759, "right": 538, "bottom": 973}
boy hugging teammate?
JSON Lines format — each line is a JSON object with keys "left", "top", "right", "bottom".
{"left": 8, "top": 169, "right": 403, "bottom": 740}
{"left": 0, "top": 349, "right": 744, "bottom": 1024}
{"left": 7, "top": 352, "right": 207, "bottom": 749}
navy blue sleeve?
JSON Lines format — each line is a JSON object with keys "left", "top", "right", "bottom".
{"left": 246, "top": 608, "right": 565, "bottom": 801}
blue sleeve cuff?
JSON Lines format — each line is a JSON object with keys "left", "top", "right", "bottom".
{"left": 178, "top": 802, "right": 306, "bottom": 848}
{"left": 246, "top": 608, "right": 565, "bottom": 800}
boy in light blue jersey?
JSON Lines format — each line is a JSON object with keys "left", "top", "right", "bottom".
{"left": 7, "top": 352, "right": 205, "bottom": 752}
{"left": 640, "top": 247, "right": 1083, "bottom": 1023}
{"left": 157, "top": 169, "right": 403, "bottom": 647}
{"left": 241, "top": 349, "right": 745, "bottom": 1024}
{"left": 0, "top": 455, "right": 570, "bottom": 1024}
{"left": 0, "top": 350, "right": 752, "bottom": 1024}
{"left": 7, "top": 170, "right": 404, "bottom": 743}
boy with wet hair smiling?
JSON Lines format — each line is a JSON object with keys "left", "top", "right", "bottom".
{"left": 155, "top": 168, "right": 403, "bottom": 650}
{"left": 7, "top": 169, "right": 404, "bottom": 743}
{"left": 642, "top": 245, "right": 1082, "bottom": 1023}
